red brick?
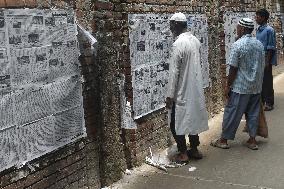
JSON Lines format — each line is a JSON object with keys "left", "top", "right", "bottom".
{"left": 2, "top": 182, "right": 18, "bottom": 189}
{"left": 24, "top": 0, "right": 37, "bottom": 7}
{"left": 6, "top": 0, "right": 24, "bottom": 7}
{"left": 0, "top": 0, "right": 6, "bottom": 7}
{"left": 94, "top": 1, "right": 114, "bottom": 11}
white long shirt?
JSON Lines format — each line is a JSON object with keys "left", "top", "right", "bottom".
{"left": 167, "top": 32, "right": 209, "bottom": 135}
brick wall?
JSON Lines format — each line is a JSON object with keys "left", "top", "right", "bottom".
{"left": 93, "top": 0, "right": 224, "bottom": 171}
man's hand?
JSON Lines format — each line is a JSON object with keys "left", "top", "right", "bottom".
{"left": 165, "top": 97, "right": 173, "bottom": 109}
{"left": 265, "top": 56, "right": 270, "bottom": 68}
{"left": 265, "top": 50, "right": 273, "bottom": 68}
{"left": 224, "top": 86, "right": 231, "bottom": 101}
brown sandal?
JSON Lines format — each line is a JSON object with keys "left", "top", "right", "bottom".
{"left": 246, "top": 142, "right": 258, "bottom": 150}
{"left": 211, "top": 139, "right": 230, "bottom": 149}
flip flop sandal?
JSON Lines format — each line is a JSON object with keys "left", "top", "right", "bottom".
{"left": 264, "top": 105, "right": 273, "bottom": 111}
{"left": 210, "top": 139, "right": 230, "bottom": 149}
{"left": 246, "top": 143, "right": 258, "bottom": 150}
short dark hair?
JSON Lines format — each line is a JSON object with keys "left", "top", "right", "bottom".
{"left": 256, "top": 9, "right": 270, "bottom": 20}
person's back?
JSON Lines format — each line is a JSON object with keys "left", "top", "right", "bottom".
{"left": 166, "top": 12, "right": 208, "bottom": 163}
{"left": 173, "top": 32, "right": 203, "bottom": 100}
{"left": 230, "top": 35, "right": 265, "bottom": 94}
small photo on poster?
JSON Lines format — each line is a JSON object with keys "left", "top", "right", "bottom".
{"left": 0, "top": 49, "right": 7, "bottom": 60}
{"left": 45, "top": 17, "right": 55, "bottom": 26}
{"left": 0, "top": 75, "right": 11, "bottom": 92}
{"left": 13, "top": 22, "right": 21, "bottom": 29}
{"left": 52, "top": 41, "right": 63, "bottom": 48}
{"left": 0, "top": 32, "right": 5, "bottom": 46}
{"left": 137, "top": 41, "right": 145, "bottom": 51}
{"left": 32, "top": 16, "right": 44, "bottom": 25}
{"left": 0, "top": 11, "right": 4, "bottom": 28}
{"left": 9, "top": 35, "right": 22, "bottom": 45}
{"left": 49, "top": 58, "right": 60, "bottom": 66}
{"left": 28, "top": 33, "right": 40, "bottom": 43}
{"left": 67, "top": 40, "right": 76, "bottom": 48}
{"left": 0, "top": 19, "right": 4, "bottom": 28}
{"left": 36, "top": 53, "right": 47, "bottom": 62}
{"left": 67, "top": 16, "right": 75, "bottom": 24}
{"left": 17, "top": 56, "right": 30, "bottom": 65}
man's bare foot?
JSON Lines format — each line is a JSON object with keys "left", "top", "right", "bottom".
{"left": 172, "top": 152, "right": 189, "bottom": 164}
{"left": 246, "top": 137, "right": 258, "bottom": 150}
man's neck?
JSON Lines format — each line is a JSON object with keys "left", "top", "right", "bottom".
{"left": 260, "top": 22, "right": 267, "bottom": 26}
{"left": 243, "top": 32, "right": 252, "bottom": 36}
{"left": 175, "top": 28, "right": 187, "bottom": 37}
{"left": 237, "top": 33, "right": 251, "bottom": 39}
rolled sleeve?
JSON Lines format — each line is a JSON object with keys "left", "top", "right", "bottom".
{"left": 227, "top": 43, "right": 239, "bottom": 68}
{"left": 167, "top": 44, "right": 181, "bottom": 98}
{"left": 266, "top": 29, "right": 276, "bottom": 51}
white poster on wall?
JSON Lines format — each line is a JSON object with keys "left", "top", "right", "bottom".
{"left": 129, "top": 14, "right": 209, "bottom": 119}
{"left": 0, "top": 9, "right": 86, "bottom": 172}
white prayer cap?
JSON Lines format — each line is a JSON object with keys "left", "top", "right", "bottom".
{"left": 170, "top": 12, "right": 187, "bottom": 22}
{"left": 238, "top": 18, "right": 254, "bottom": 29}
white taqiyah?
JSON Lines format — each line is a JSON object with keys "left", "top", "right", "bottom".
{"left": 170, "top": 12, "right": 187, "bottom": 22}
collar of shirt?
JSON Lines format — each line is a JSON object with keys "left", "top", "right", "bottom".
{"left": 177, "top": 31, "right": 191, "bottom": 37}
{"left": 240, "top": 34, "right": 253, "bottom": 39}
{"left": 257, "top": 24, "right": 267, "bottom": 32}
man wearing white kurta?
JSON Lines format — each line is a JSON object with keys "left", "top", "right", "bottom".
{"left": 166, "top": 13, "right": 209, "bottom": 163}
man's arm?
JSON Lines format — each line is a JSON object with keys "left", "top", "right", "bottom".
{"left": 225, "top": 66, "right": 238, "bottom": 99}
{"left": 226, "top": 43, "right": 239, "bottom": 99}
{"left": 266, "top": 28, "right": 276, "bottom": 67}
{"left": 166, "top": 44, "right": 181, "bottom": 109}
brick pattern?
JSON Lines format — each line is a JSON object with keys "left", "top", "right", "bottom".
{"left": 0, "top": 139, "right": 100, "bottom": 189}
{"left": 93, "top": 0, "right": 224, "bottom": 170}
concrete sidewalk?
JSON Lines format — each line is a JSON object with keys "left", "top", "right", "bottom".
{"left": 109, "top": 67, "right": 284, "bottom": 189}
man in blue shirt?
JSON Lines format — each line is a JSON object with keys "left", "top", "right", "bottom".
{"left": 256, "top": 9, "right": 277, "bottom": 111}
{"left": 211, "top": 18, "right": 265, "bottom": 150}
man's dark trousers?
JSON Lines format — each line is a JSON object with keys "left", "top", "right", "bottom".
{"left": 170, "top": 102, "right": 200, "bottom": 153}
{"left": 262, "top": 64, "right": 274, "bottom": 107}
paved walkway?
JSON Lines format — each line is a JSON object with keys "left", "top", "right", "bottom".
{"left": 109, "top": 65, "right": 284, "bottom": 189}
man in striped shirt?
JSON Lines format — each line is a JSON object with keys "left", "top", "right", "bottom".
{"left": 211, "top": 18, "right": 265, "bottom": 150}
